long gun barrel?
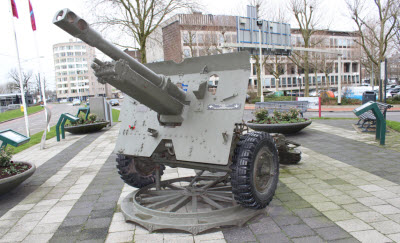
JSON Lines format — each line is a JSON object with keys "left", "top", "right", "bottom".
{"left": 53, "top": 9, "right": 186, "bottom": 116}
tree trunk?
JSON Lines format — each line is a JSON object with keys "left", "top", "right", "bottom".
{"left": 140, "top": 39, "right": 147, "bottom": 64}
{"left": 304, "top": 52, "right": 310, "bottom": 97}
{"left": 315, "top": 70, "right": 318, "bottom": 93}
{"left": 325, "top": 73, "right": 330, "bottom": 90}
{"left": 255, "top": 58, "right": 262, "bottom": 97}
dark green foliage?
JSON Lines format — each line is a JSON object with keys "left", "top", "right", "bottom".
{"left": 0, "top": 147, "right": 13, "bottom": 167}
{"left": 250, "top": 108, "right": 307, "bottom": 124}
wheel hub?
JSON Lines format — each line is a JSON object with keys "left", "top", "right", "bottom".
{"left": 254, "top": 147, "right": 273, "bottom": 192}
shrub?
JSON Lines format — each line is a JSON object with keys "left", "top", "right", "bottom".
{"left": 255, "top": 109, "right": 268, "bottom": 121}
{"left": 88, "top": 113, "right": 97, "bottom": 122}
{"left": 249, "top": 108, "right": 306, "bottom": 124}
{"left": 0, "top": 147, "right": 13, "bottom": 167}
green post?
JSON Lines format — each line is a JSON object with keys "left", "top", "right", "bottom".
{"left": 56, "top": 113, "right": 80, "bottom": 142}
{"left": 0, "top": 142, "right": 8, "bottom": 150}
{"left": 353, "top": 102, "right": 386, "bottom": 145}
{"left": 56, "top": 116, "right": 64, "bottom": 142}
{"left": 77, "top": 107, "right": 90, "bottom": 120}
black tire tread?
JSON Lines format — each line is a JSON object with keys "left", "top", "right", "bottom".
{"left": 231, "top": 131, "right": 279, "bottom": 209}
{"left": 116, "top": 154, "right": 164, "bottom": 188}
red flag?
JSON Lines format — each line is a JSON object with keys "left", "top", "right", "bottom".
{"left": 11, "top": 0, "right": 18, "bottom": 18}
{"left": 29, "top": 0, "right": 36, "bottom": 31}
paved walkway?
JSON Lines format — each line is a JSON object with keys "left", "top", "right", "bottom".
{"left": 0, "top": 120, "right": 400, "bottom": 242}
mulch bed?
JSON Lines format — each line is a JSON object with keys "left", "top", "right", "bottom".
{"left": 0, "top": 162, "right": 31, "bottom": 179}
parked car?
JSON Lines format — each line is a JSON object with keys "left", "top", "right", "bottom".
{"left": 109, "top": 99, "right": 120, "bottom": 106}
{"left": 72, "top": 99, "right": 81, "bottom": 106}
{"left": 390, "top": 88, "right": 400, "bottom": 96}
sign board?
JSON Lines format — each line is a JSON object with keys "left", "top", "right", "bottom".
{"left": 0, "top": 129, "right": 30, "bottom": 147}
{"left": 297, "top": 97, "right": 319, "bottom": 109}
{"left": 380, "top": 61, "right": 385, "bottom": 80}
{"left": 353, "top": 101, "right": 374, "bottom": 115}
{"left": 236, "top": 5, "right": 292, "bottom": 56}
{"left": 90, "top": 97, "right": 108, "bottom": 121}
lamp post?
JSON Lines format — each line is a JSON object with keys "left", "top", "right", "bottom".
{"left": 257, "top": 19, "right": 264, "bottom": 102}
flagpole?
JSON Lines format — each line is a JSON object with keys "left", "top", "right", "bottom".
{"left": 9, "top": 0, "right": 30, "bottom": 137}
{"left": 33, "top": 31, "right": 49, "bottom": 132}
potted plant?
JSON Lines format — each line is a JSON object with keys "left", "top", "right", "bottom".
{"left": 0, "top": 147, "right": 36, "bottom": 195}
{"left": 64, "top": 113, "right": 109, "bottom": 134}
{"left": 246, "top": 108, "right": 312, "bottom": 134}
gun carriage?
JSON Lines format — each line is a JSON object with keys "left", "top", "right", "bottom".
{"left": 53, "top": 9, "right": 299, "bottom": 234}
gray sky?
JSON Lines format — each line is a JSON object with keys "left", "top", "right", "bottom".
{"left": 0, "top": 0, "right": 358, "bottom": 90}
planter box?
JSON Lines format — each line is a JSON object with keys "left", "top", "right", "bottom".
{"left": 0, "top": 161, "right": 36, "bottom": 195}
{"left": 246, "top": 120, "right": 312, "bottom": 134}
{"left": 65, "top": 121, "right": 109, "bottom": 134}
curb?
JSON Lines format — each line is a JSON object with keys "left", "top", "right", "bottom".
{"left": 0, "top": 109, "right": 44, "bottom": 125}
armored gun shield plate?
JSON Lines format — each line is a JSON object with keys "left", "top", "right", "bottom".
{"left": 115, "top": 52, "right": 250, "bottom": 165}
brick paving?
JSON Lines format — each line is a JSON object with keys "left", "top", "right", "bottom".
{"left": 0, "top": 119, "right": 400, "bottom": 242}
{"left": 0, "top": 132, "right": 104, "bottom": 218}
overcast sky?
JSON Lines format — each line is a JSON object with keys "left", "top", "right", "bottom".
{"left": 0, "top": 0, "right": 358, "bottom": 90}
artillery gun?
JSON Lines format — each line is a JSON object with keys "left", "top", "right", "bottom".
{"left": 53, "top": 9, "right": 299, "bottom": 234}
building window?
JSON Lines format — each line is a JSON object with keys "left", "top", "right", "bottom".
{"left": 218, "top": 34, "right": 225, "bottom": 44}
{"left": 183, "top": 49, "right": 191, "bottom": 58}
{"left": 198, "top": 34, "right": 204, "bottom": 43}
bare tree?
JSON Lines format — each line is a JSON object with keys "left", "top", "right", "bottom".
{"left": 346, "top": 0, "right": 399, "bottom": 100}
{"left": 289, "top": 0, "right": 321, "bottom": 97}
{"left": 90, "top": 0, "right": 198, "bottom": 63}
{"left": 318, "top": 53, "right": 335, "bottom": 90}
{"left": 264, "top": 56, "right": 285, "bottom": 91}
{"left": 34, "top": 73, "right": 47, "bottom": 100}
{"left": 8, "top": 69, "right": 32, "bottom": 93}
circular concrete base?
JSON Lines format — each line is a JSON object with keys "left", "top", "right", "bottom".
{"left": 121, "top": 176, "right": 262, "bottom": 235}
{"left": 0, "top": 162, "right": 36, "bottom": 195}
{"left": 65, "top": 121, "right": 109, "bottom": 134}
{"left": 246, "top": 120, "right": 312, "bottom": 134}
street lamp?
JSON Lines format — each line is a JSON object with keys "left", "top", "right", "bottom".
{"left": 256, "top": 20, "right": 264, "bottom": 102}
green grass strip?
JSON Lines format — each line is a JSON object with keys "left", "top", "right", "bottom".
{"left": 11, "top": 108, "right": 120, "bottom": 155}
{"left": 112, "top": 109, "right": 120, "bottom": 123}
{"left": 0, "top": 106, "right": 44, "bottom": 123}
{"left": 11, "top": 125, "right": 57, "bottom": 155}
{"left": 387, "top": 120, "right": 400, "bottom": 132}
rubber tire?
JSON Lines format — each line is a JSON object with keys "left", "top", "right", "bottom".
{"left": 116, "top": 154, "right": 165, "bottom": 188}
{"left": 231, "top": 131, "right": 279, "bottom": 209}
